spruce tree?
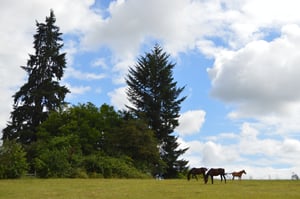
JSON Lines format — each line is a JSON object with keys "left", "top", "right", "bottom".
{"left": 2, "top": 10, "right": 69, "bottom": 145}
{"left": 126, "top": 45, "right": 188, "bottom": 178}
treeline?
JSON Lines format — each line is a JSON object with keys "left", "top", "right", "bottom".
{"left": 1, "top": 103, "right": 161, "bottom": 178}
{"left": 0, "top": 10, "right": 188, "bottom": 179}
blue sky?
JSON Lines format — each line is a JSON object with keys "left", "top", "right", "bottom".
{"left": 2, "top": 0, "right": 300, "bottom": 179}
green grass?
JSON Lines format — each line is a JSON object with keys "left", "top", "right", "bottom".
{"left": 0, "top": 179, "right": 299, "bottom": 199}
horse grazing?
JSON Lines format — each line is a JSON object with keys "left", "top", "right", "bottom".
{"left": 204, "top": 168, "right": 226, "bottom": 184}
{"left": 187, "top": 167, "right": 207, "bottom": 181}
{"left": 231, "top": 170, "right": 246, "bottom": 180}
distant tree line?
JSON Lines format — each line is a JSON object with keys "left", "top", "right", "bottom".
{"left": 0, "top": 10, "right": 188, "bottom": 179}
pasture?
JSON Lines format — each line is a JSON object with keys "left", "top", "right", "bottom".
{"left": 0, "top": 178, "right": 299, "bottom": 199}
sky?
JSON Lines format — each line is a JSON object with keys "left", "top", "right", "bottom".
{"left": 1, "top": 0, "right": 300, "bottom": 179}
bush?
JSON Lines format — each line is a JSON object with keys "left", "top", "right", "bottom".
{"left": 35, "top": 148, "right": 73, "bottom": 178}
{"left": 70, "top": 168, "right": 88, "bottom": 178}
{"left": 83, "top": 153, "right": 150, "bottom": 178}
{"left": 34, "top": 135, "right": 83, "bottom": 178}
{"left": 0, "top": 140, "right": 28, "bottom": 179}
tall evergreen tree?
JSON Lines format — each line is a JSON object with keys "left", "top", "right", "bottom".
{"left": 126, "top": 45, "right": 188, "bottom": 178}
{"left": 2, "top": 10, "right": 69, "bottom": 145}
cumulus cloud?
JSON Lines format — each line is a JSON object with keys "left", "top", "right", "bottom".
{"left": 202, "top": 141, "right": 239, "bottom": 166}
{"left": 91, "top": 58, "right": 108, "bottom": 69}
{"left": 111, "top": 57, "right": 136, "bottom": 85}
{"left": 176, "top": 110, "right": 206, "bottom": 136}
{"left": 179, "top": 122, "right": 300, "bottom": 179}
{"left": 65, "top": 84, "right": 91, "bottom": 98}
{"left": 65, "top": 67, "right": 106, "bottom": 81}
{"left": 108, "top": 86, "right": 131, "bottom": 110}
{"left": 206, "top": 23, "right": 300, "bottom": 163}
{"left": 82, "top": 0, "right": 231, "bottom": 57}
{"left": 208, "top": 24, "right": 300, "bottom": 119}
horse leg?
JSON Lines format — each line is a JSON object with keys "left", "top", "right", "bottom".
{"left": 211, "top": 175, "right": 214, "bottom": 184}
{"left": 195, "top": 174, "right": 198, "bottom": 181}
{"left": 232, "top": 175, "right": 234, "bottom": 180}
{"left": 223, "top": 174, "right": 226, "bottom": 183}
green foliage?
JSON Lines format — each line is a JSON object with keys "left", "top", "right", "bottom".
{"left": 116, "top": 119, "right": 160, "bottom": 173}
{"left": 126, "top": 45, "right": 188, "bottom": 178}
{"left": 83, "top": 153, "right": 150, "bottom": 178}
{"left": 161, "top": 135, "right": 189, "bottom": 178}
{"left": 35, "top": 148, "right": 72, "bottom": 178}
{"left": 32, "top": 103, "right": 159, "bottom": 178}
{"left": 69, "top": 168, "right": 89, "bottom": 178}
{"left": 34, "top": 136, "right": 75, "bottom": 178}
{"left": 0, "top": 140, "right": 28, "bottom": 179}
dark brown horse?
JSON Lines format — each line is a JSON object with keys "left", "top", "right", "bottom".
{"left": 231, "top": 170, "right": 246, "bottom": 180}
{"left": 204, "top": 168, "right": 226, "bottom": 184}
{"left": 187, "top": 167, "right": 207, "bottom": 181}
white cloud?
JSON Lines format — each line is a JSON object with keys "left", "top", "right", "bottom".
{"left": 65, "top": 84, "right": 91, "bottom": 96}
{"left": 65, "top": 67, "right": 106, "bottom": 81}
{"left": 208, "top": 24, "right": 300, "bottom": 121}
{"left": 206, "top": 132, "right": 238, "bottom": 142}
{"left": 176, "top": 110, "right": 206, "bottom": 136}
{"left": 206, "top": 22, "right": 300, "bottom": 164}
{"left": 179, "top": 122, "right": 300, "bottom": 179}
{"left": 91, "top": 58, "right": 108, "bottom": 69}
{"left": 202, "top": 141, "right": 239, "bottom": 166}
{"left": 82, "top": 0, "right": 229, "bottom": 57}
{"left": 111, "top": 57, "right": 136, "bottom": 85}
{"left": 63, "top": 40, "right": 79, "bottom": 67}
{"left": 108, "top": 86, "right": 131, "bottom": 110}
{"left": 177, "top": 137, "right": 205, "bottom": 167}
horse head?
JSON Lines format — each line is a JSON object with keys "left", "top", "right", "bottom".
{"left": 204, "top": 173, "right": 209, "bottom": 184}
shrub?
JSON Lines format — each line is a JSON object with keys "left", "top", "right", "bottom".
{"left": 83, "top": 153, "right": 150, "bottom": 178}
{"left": 0, "top": 140, "right": 28, "bottom": 179}
{"left": 35, "top": 148, "right": 72, "bottom": 178}
{"left": 70, "top": 168, "right": 88, "bottom": 178}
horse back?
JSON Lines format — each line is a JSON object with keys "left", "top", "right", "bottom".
{"left": 207, "top": 168, "right": 225, "bottom": 176}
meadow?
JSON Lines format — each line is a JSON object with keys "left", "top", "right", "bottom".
{"left": 0, "top": 178, "right": 299, "bottom": 199}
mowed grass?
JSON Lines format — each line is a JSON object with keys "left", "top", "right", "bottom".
{"left": 0, "top": 178, "right": 299, "bottom": 199}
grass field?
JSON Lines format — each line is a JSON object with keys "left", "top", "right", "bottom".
{"left": 0, "top": 178, "right": 299, "bottom": 199}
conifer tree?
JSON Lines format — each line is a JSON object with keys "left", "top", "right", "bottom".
{"left": 2, "top": 10, "right": 69, "bottom": 145}
{"left": 126, "top": 45, "right": 188, "bottom": 178}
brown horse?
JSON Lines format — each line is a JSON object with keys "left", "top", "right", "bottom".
{"left": 231, "top": 170, "right": 246, "bottom": 180}
{"left": 187, "top": 167, "right": 207, "bottom": 181}
{"left": 204, "top": 168, "right": 226, "bottom": 184}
